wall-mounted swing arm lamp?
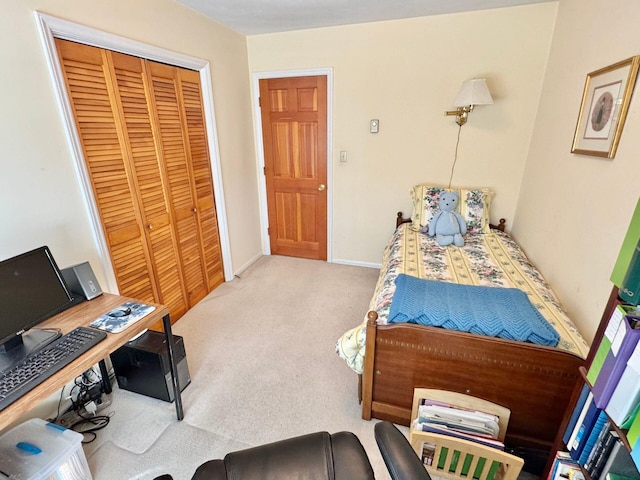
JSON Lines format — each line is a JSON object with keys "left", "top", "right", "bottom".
{"left": 444, "top": 78, "right": 494, "bottom": 188}
{"left": 445, "top": 78, "right": 493, "bottom": 126}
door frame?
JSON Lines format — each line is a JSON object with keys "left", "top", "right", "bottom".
{"left": 34, "top": 12, "right": 234, "bottom": 292}
{"left": 251, "top": 69, "right": 333, "bottom": 261}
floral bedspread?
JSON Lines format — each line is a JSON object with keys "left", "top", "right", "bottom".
{"left": 336, "top": 224, "right": 589, "bottom": 374}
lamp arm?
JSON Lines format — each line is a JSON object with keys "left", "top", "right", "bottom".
{"left": 444, "top": 105, "right": 475, "bottom": 126}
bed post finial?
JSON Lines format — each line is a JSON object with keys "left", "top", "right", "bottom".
{"left": 396, "top": 212, "right": 412, "bottom": 228}
{"left": 367, "top": 311, "right": 378, "bottom": 325}
{"left": 489, "top": 218, "right": 507, "bottom": 232}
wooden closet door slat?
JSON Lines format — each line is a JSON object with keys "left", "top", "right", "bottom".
{"left": 55, "top": 39, "right": 157, "bottom": 304}
{"left": 108, "top": 51, "right": 188, "bottom": 320}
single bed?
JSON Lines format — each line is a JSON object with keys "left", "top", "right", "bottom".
{"left": 336, "top": 184, "right": 589, "bottom": 453}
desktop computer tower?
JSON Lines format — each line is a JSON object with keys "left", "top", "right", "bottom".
{"left": 110, "top": 330, "right": 190, "bottom": 402}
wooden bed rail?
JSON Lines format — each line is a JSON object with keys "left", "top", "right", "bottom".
{"left": 396, "top": 212, "right": 506, "bottom": 231}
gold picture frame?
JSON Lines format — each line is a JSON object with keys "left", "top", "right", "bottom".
{"left": 571, "top": 56, "right": 640, "bottom": 158}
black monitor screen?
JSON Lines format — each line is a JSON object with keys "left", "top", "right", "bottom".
{"left": 0, "top": 246, "right": 74, "bottom": 347}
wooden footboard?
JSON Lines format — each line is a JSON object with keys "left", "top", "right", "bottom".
{"left": 361, "top": 311, "right": 584, "bottom": 451}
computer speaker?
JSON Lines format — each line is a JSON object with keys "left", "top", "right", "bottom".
{"left": 61, "top": 261, "right": 103, "bottom": 300}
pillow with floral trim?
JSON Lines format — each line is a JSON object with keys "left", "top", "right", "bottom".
{"left": 410, "top": 184, "right": 494, "bottom": 234}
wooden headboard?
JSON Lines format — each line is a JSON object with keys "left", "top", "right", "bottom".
{"left": 396, "top": 212, "right": 506, "bottom": 231}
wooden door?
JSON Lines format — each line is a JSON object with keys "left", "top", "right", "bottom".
{"left": 55, "top": 39, "right": 224, "bottom": 322}
{"left": 259, "top": 76, "right": 327, "bottom": 260}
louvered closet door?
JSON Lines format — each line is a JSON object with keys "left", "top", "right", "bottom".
{"left": 55, "top": 39, "right": 224, "bottom": 321}
{"left": 108, "top": 51, "right": 188, "bottom": 319}
{"left": 55, "top": 39, "right": 158, "bottom": 305}
{"left": 178, "top": 69, "right": 224, "bottom": 289}
{"left": 146, "top": 62, "right": 209, "bottom": 306}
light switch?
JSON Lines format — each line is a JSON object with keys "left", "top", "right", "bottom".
{"left": 340, "top": 151, "right": 348, "bottom": 163}
{"left": 370, "top": 119, "right": 379, "bottom": 134}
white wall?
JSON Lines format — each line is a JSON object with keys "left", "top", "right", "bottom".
{"left": 247, "top": 4, "right": 558, "bottom": 265}
{"left": 514, "top": 0, "right": 640, "bottom": 341}
{"left": 0, "top": 0, "right": 261, "bottom": 286}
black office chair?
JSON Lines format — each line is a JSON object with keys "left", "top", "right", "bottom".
{"left": 154, "top": 421, "right": 430, "bottom": 480}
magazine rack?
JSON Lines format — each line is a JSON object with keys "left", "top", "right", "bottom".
{"left": 409, "top": 388, "right": 524, "bottom": 480}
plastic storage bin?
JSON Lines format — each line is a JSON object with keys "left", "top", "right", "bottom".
{"left": 0, "top": 418, "right": 92, "bottom": 479}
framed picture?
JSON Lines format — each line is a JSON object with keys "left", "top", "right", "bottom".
{"left": 571, "top": 56, "right": 640, "bottom": 158}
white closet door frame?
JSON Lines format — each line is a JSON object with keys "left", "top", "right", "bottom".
{"left": 34, "top": 12, "right": 234, "bottom": 293}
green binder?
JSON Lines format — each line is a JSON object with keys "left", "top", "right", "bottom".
{"left": 627, "top": 409, "right": 640, "bottom": 449}
{"left": 611, "top": 197, "right": 640, "bottom": 288}
{"left": 608, "top": 473, "right": 639, "bottom": 480}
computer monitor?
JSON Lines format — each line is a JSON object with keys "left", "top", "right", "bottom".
{"left": 0, "top": 246, "right": 75, "bottom": 355}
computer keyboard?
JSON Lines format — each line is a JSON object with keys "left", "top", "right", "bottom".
{"left": 0, "top": 326, "right": 107, "bottom": 412}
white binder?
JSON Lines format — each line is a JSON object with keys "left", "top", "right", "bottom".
{"left": 605, "top": 341, "right": 640, "bottom": 426}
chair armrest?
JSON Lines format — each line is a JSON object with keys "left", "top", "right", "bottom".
{"left": 331, "top": 431, "right": 375, "bottom": 480}
{"left": 375, "top": 421, "right": 431, "bottom": 480}
{"left": 191, "top": 459, "right": 227, "bottom": 479}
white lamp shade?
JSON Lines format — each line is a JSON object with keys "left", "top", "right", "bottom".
{"left": 453, "top": 78, "right": 493, "bottom": 107}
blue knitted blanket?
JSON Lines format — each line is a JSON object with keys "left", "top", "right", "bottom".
{"left": 388, "top": 274, "right": 559, "bottom": 347}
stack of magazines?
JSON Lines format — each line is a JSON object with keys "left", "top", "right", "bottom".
{"left": 414, "top": 399, "right": 505, "bottom": 450}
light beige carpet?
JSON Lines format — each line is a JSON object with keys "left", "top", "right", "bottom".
{"left": 83, "top": 255, "right": 394, "bottom": 479}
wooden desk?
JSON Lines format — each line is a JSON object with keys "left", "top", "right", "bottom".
{"left": 0, "top": 293, "right": 184, "bottom": 432}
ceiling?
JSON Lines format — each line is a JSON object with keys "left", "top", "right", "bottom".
{"left": 175, "top": 0, "right": 557, "bottom": 35}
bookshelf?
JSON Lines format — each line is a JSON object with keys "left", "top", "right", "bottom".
{"left": 544, "top": 286, "right": 640, "bottom": 480}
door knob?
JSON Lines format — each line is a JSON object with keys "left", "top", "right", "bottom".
{"left": 318, "top": 184, "right": 326, "bottom": 191}
{"left": 148, "top": 224, "right": 153, "bottom": 230}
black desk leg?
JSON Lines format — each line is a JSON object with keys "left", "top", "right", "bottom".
{"left": 98, "top": 360, "right": 112, "bottom": 394}
{"left": 162, "top": 313, "right": 184, "bottom": 421}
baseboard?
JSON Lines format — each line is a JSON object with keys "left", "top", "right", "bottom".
{"left": 331, "top": 259, "right": 381, "bottom": 269}
{"left": 233, "top": 252, "right": 263, "bottom": 277}
{"left": 233, "top": 255, "right": 380, "bottom": 273}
